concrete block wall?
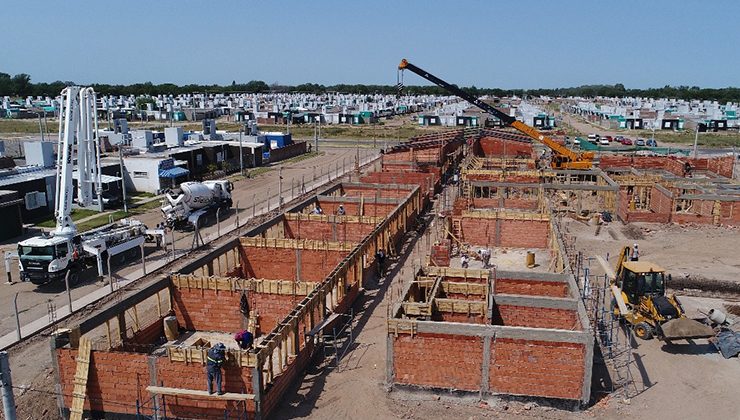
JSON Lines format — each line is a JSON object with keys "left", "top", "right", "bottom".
{"left": 340, "top": 185, "right": 413, "bottom": 200}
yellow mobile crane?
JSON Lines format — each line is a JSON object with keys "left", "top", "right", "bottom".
{"left": 398, "top": 59, "right": 594, "bottom": 170}
{"left": 611, "top": 245, "right": 714, "bottom": 340}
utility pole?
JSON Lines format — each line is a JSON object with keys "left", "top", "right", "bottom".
{"left": 118, "top": 147, "right": 128, "bottom": 213}
{"left": 279, "top": 166, "right": 283, "bottom": 210}
{"left": 239, "top": 126, "right": 244, "bottom": 176}
{"left": 693, "top": 124, "right": 699, "bottom": 159}
{"left": 0, "top": 351, "right": 17, "bottom": 420}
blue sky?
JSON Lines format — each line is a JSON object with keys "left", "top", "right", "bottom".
{"left": 4, "top": 0, "right": 739, "bottom": 89}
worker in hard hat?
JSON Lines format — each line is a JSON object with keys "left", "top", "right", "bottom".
{"left": 631, "top": 243, "right": 639, "bottom": 261}
{"left": 206, "top": 343, "right": 227, "bottom": 395}
{"left": 337, "top": 204, "right": 346, "bottom": 216}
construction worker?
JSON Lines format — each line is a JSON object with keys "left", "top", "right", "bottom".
{"left": 312, "top": 204, "right": 323, "bottom": 215}
{"left": 337, "top": 204, "right": 346, "bottom": 215}
{"left": 479, "top": 248, "right": 491, "bottom": 268}
{"left": 375, "top": 248, "right": 386, "bottom": 276}
{"left": 461, "top": 253, "right": 469, "bottom": 269}
{"left": 631, "top": 243, "right": 640, "bottom": 261}
{"left": 206, "top": 343, "right": 226, "bottom": 395}
{"left": 234, "top": 330, "right": 254, "bottom": 350}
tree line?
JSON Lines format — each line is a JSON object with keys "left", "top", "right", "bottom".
{"left": 2, "top": 71, "right": 740, "bottom": 103}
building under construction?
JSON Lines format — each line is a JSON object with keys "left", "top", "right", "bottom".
{"left": 50, "top": 127, "right": 739, "bottom": 418}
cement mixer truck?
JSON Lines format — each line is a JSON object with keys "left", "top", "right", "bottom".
{"left": 161, "top": 180, "right": 233, "bottom": 228}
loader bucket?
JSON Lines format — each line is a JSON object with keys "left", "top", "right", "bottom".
{"left": 660, "top": 318, "right": 714, "bottom": 340}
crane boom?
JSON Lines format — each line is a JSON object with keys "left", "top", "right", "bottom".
{"left": 55, "top": 86, "right": 81, "bottom": 237}
{"left": 398, "top": 59, "right": 593, "bottom": 169}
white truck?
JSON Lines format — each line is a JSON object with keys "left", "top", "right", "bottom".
{"left": 17, "top": 86, "right": 164, "bottom": 285}
{"left": 160, "top": 180, "right": 233, "bottom": 227}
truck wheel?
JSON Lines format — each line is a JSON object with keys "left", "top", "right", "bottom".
{"left": 633, "top": 322, "right": 653, "bottom": 340}
{"left": 68, "top": 270, "right": 80, "bottom": 286}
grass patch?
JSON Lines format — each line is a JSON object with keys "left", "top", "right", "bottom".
{"left": 130, "top": 191, "right": 156, "bottom": 199}
{"left": 75, "top": 211, "right": 130, "bottom": 232}
{"left": 626, "top": 130, "right": 740, "bottom": 147}
{"left": 34, "top": 208, "right": 102, "bottom": 228}
{"left": 130, "top": 199, "right": 164, "bottom": 212}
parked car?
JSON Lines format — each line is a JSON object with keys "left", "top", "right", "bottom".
{"left": 646, "top": 138, "right": 658, "bottom": 147}
{"left": 604, "top": 135, "right": 614, "bottom": 142}
{"left": 564, "top": 136, "right": 571, "bottom": 145}
{"left": 599, "top": 138, "right": 610, "bottom": 146}
{"left": 615, "top": 135, "right": 625, "bottom": 143}
{"left": 621, "top": 138, "right": 633, "bottom": 145}
{"left": 573, "top": 137, "right": 582, "bottom": 145}
{"left": 635, "top": 138, "right": 646, "bottom": 146}
{"left": 587, "top": 133, "right": 598, "bottom": 143}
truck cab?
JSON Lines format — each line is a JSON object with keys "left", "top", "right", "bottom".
{"left": 18, "top": 235, "right": 77, "bottom": 284}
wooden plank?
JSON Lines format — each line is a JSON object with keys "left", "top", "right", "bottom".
{"left": 146, "top": 386, "right": 255, "bottom": 400}
{"left": 611, "top": 285, "right": 629, "bottom": 316}
{"left": 69, "top": 337, "right": 92, "bottom": 420}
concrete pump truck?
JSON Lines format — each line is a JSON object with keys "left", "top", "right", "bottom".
{"left": 17, "top": 87, "right": 164, "bottom": 285}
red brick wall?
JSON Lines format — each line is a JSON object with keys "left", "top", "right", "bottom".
{"left": 495, "top": 279, "right": 568, "bottom": 297}
{"left": 489, "top": 339, "right": 585, "bottom": 400}
{"left": 127, "top": 316, "right": 166, "bottom": 346}
{"left": 57, "top": 349, "right": 150, "bottom": 415}
{"left": 618, "top": 191, "right": 670, "bottom": 223}
{"left": 262, "top": 339, "right": 316, "bottom": 417}
{"left": 315, "top": 200, "right": 398, "bottom": 218}
{"left": 459, "top": 218, "right": 549, "bottom": 248}
{"left": 340, "top": 186, "right": 412, "bottom": 200}
{"left": 466, "top": 173, "right": 540, "bottom": 183}
{"left": 472, "top": 197, "right": 539, "bottom": 210}
{"left": 173, "top": 286, "right": 302, "bottom": 335}
{"left": 492, "top": 304, "right": 580, "bottom": 330}
{"left": 283, "top": 218, "right": 376, "bottom": 242}
{"left": 649, "top": 186, "right": 673, "bottom": 216}
{"left": 433, "top": 311, "right": 487, "bottom": 324}
{"left": 240, "top": 246, "right": 348, "bottom": 282}
{"left": 478, "top": 137, "right": 533, "bottom": 158}
{"left": 600, "top": 155, "right": 734, "bottom": 178}
{"left": 156, "top": 357, "right": 254, "bottom": 418}
{"left": 360, "top": 171, "right": 436, "bottom": 201}
{"left": 393, "top": 333, "right": 483, "bottom": 392}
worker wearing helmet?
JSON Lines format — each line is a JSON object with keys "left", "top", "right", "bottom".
{"left": 206, "top": 343, "right": 227, "bottom": 395}
{"left": 631, "top": 243, "right": 639, "bottom": 261}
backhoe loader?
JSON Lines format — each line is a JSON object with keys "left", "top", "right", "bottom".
{"left": 611, "top": 246, "right": 714, "bottom": 340}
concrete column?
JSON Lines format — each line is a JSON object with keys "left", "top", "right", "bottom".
{"left": 480, "top": 336, "right": 492, "bottom": 398}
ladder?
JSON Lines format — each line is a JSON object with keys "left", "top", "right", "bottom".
{"left": 452, "top": 219, "right": 462, "bottom": 241}
{"left": 70, "top": 337, "right": 93, "bottom": 420}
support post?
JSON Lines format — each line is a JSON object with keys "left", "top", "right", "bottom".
{"left": 4, "top": 253, "right": 12, "bottom": 284}
{"left": 107, "top": 253, "right": 113, "bottom": 293}
{"left": 140, "top": 243, "right": 146, "bottom": 276}
{"left": 216, "top": 208, "right": 221, "bottom": 237}
{"left": 65, "top": 271, "right": 73, "bottom": 314}
{"left": 13, "top": 293, "right": 20, "bottom": 341}
{"left": 253, "top": 194, "right": 256, "bottom": 217}
{"left": 0, "top": 351, "right": 17, "bottom": 420}
{"left": 170, "top": 229, "right": 176, "bottom": 262}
